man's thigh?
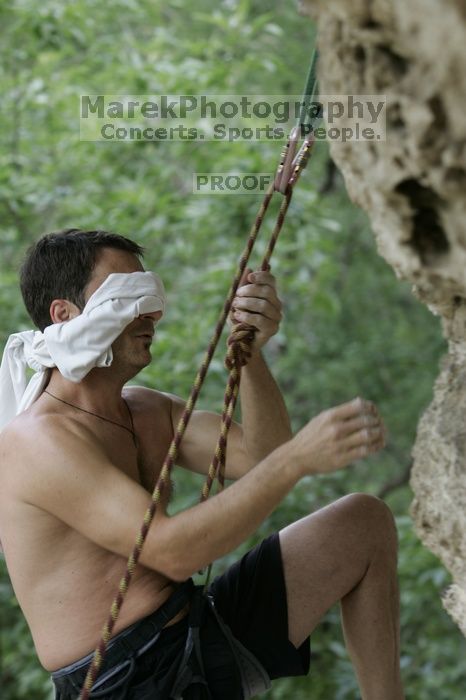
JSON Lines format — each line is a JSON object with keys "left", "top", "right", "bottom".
{"left": 208, "top": 532, "right": 310, "bottom": 681}
{"left": 279, "top": 492, "right": 396, "bottom": 647}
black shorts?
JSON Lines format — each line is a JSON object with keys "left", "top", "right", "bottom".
{"left": 209, "top": 531, "right": 310, "bottom": 680}
{"left": 51, "top": 532, "right": 310, "bottom": 698}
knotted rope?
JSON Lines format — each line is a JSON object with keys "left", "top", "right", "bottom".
{"left": 79, "top": 48, "right": 320, "bottom": 694}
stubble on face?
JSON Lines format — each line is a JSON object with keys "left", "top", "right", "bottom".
{"left": 111, "top": 320, "right": 155, "bottom": 377}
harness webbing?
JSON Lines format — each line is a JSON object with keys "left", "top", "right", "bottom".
{"left": 79, "top": 50, "right": 319, "bottom": 700}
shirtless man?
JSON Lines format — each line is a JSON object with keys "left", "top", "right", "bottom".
{"left": 0, "top": 229, "right": 404, "bottom": 699}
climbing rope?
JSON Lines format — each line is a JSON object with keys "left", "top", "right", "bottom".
{"left": 79, "top": 50, "right": 319, "bottom": 700}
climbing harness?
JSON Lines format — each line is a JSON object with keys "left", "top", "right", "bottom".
{"left": 79, "top": 49, "right": 320, "bottom": 700}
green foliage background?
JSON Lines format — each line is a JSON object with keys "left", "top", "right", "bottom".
{"left": 1, "top": 1, "right": 465, "bottom": 698}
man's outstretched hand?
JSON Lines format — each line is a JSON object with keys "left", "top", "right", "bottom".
{"left": 291, "top": 397, "right": 387, "bottom": 476}
{"left": 230, "top": 268, "right": 282, "bottom": 355}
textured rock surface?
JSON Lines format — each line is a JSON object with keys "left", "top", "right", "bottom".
{"left": 299, "top": 0, "right": 466, "bottom": 635}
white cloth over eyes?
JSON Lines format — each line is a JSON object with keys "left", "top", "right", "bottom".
{"left": 0, "top": 271, "right": 165, "bottom": 432}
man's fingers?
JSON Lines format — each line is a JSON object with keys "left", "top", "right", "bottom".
{"left": 334, "top": 397, "right": 377, "bottom": 421}
{"left": 247, "top": 270, "right": 276, "bottom": 286}
{"left": 345, "top": 435, "right": 384, "bottom": 462}
{"left": 230, "top": 268, "right": 282, "bottom": 351}
{"left": 238, "top": 267, "right": 253, "bottom": 288}
{"left": 345, "top": 425, "right": 384, "bottom": 450}
{"left": 235, "top": 284, "right": 282, "bottom": 312}
{"left": 232, "top": 309, "right": 278, "bottom": 334}
{"left": 339, "top": 414, "right": 382, "bottom": 437}
{"left": 233, "top": 297, "right": 282, "bottom": 322}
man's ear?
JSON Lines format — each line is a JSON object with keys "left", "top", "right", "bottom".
{"left": 49, "top": 299, "right": 82, "bottom": 324}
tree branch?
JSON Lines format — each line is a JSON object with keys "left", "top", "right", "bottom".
{"left": 377, "top": 460, "right": 412, "bottom": 499}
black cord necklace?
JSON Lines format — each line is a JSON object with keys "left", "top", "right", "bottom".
{"left": 43, "top": 389, "right": 138, "bottom": 449}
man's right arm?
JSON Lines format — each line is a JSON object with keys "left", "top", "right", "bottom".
{"left": 5, "top": 397, "right": 384, "bottom": 581}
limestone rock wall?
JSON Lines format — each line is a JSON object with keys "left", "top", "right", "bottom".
{"left": 299, "top": 0, "right": 466, "bottom": 635}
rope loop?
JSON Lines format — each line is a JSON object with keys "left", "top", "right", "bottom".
{"left": 225, "top": 322, "right": 256, "bottom": 370}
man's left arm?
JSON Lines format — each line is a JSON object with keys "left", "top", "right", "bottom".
{"left": 170, "top": 268, "right": 292, "bottom": 479}
{"left": 233, "top": 268, "right": 292, "bottom": 464}
{"left": 239, "top": 349, "right": 292, "bottom": 465}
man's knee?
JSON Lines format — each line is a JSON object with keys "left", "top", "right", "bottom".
{"left": 339, "top": 492, "right": 398, "bottom": 552}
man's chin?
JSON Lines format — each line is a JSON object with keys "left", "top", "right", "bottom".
{"left": 118, "top": 351, "right": 151, "bottom": 378}
{"left": 134, "top": 349, "right": 152, "bottom": 371}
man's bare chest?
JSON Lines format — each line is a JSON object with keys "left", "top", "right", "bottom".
{"left": 100, "top": 406, "right": 173, "bottom": 493}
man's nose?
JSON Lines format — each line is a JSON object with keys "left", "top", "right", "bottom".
{"left": 139, "top": 310, "right": 163, "bottom": 322}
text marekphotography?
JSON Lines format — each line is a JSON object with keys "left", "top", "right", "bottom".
{"left": 79, "top": 94, "right": 387, "bottom": 142}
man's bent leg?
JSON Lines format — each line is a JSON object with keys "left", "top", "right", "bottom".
{"left": 279, "top": 493, "right": 405, "bottom": 700}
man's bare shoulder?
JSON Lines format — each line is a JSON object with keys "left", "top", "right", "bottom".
{"left": 0, "top": 409, "right": 103, "bottom": 486}
{"left": 2, "top": 406, "right": 95, "bottom": 445}
{"left": 123, "top": 384, "right": 180, "bottom": 418}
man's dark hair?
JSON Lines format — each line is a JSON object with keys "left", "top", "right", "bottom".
{"left": 20, "top": 228, "right": 145, "bottom": 331}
